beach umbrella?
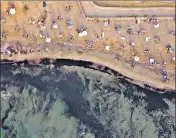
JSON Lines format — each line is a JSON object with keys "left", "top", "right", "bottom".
{"left": 149, "top": 58, "right": 155, "bottom": 64}
{"left": 166, "top": 44, "right": 171, "bottom": 49}
{"left": 79, "top": 33, "right": 83, "bottom": 37}
{"left": 121, "top": 36, "right": 125, "bottom": 40}
{"left": 146, "top": 37, "right": 151, "bottom": 42}
{"left": 9, "top": 8, "right": 16, "bottom": 15}
{"left": 134, "top": 56, "right": 139, "bottom": 62}
{"left": 130, "top": 41, "right": 135, "bottom": 46}
{"left": 7, "top": 50, "right": 11, "bottom": 56}
{"left": 43, "top": 1, "right": 47, "bottom": 7}
{"left": 154, "top": 23, "right": 159, "bottom": 28}
{"left": 52, "top": 23, "right": 58, "bottom": 28}
{"left": 82, "top": 30, "right": 88, "bottom": 36}
{"left": 45, "top": 36, "right": 51, "bottom": 43}
{"left": 104, "top": 45, "right": 110, "bottom": 51}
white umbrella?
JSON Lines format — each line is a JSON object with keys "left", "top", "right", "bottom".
{"left": 154, "top": 23, "right": 159, "bottom": 28}
{"left": 146, "top": 37, "right": 150, "bottom": 42}
{"left": 104, "top": 45, "right": 110, "bottom": 51}
{"left": 121, "top": 36, "right": 125, "bottom": 40}
{"left": 150, "top": 58, "right": 155, "bottom": 64}
{"left": 134, "top": 56, "right": 139, "bottom": 62}
{"left": 82, "top": 31, "right": 88, "bottom": 36}
{"left": 10, "top": 8, "right": 16, "bottom": 15}
{"left": 7, "top": 50, "right": 11, "bottom": 55}
{"left": 79, "top": 33, "right": 84, "bottom": 37}
{"left": 52, "top": 23, "right": 58, "bottom": 28}
{"left": 45, "top": 36, "right": 51, "bottom": 43}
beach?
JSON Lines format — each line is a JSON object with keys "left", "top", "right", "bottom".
{"left": 1, "top": 2, "right": 176, "bottom": 137}
{"left": 1, "top": 1, "right": 175, "bottom": 91}
{"left": 1, "top": 41, "right": 175, "bottom": 91}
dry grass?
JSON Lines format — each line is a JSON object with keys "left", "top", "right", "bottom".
{"left": 94, "top": 1, "right": 175, "bottom": 7}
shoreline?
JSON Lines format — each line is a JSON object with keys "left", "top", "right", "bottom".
{"left": 1, "top": 41, "right": 175, "bottom": 92}
{"left": 1, "top": 58, "right": 175, "bottom": 94}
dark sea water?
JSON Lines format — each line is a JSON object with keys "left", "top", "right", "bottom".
{"left": 1, "top": 60, "right": 175, "bottom": 138}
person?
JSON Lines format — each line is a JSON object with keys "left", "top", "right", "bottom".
{"left": 23, "top": 4, "right": 29, "bottom": 12}
{"left": 59, "top": 32, "right": 63, "bottom": 38}
{"left": 68, "top": 6, "right": 71, "bottom": 11}
{"left": 58, "top": 15, "right": 63, "bottom": 21}
{"left": 14, "top": 25, "right": 20, "bottom": 31}
{"left": 23, "top": 31, "right": 29, "bottom": 37}
{"left": 1, "top": 31, "right": 7, "bottom": 38}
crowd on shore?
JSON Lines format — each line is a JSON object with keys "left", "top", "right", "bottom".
{"left": 1, "top": 2, "right": 175, "bottom": 84}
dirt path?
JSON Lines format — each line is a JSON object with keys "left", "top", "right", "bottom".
{"left": 93, "top": 1, "right": 175, "bottom": 8}
{"left": 80, "top": 1, "right": 175, "bottom": 17}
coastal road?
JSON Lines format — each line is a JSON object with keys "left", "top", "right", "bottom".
{"left": 80, "top": 1, "right": 175, "bottom": 17}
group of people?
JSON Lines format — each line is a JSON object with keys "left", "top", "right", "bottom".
{"left": 1, "top": 2, "right": 175, "bottom": 83}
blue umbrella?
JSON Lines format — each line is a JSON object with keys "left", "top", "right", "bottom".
{"left": 43, "top": 1, "right": 46, "bottom": 7}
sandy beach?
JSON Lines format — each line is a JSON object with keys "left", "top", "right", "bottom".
{"left": 1, "top": 1, "right": 175, "bottom": 91}
{"left": 1, "top": 41, "right": 175, "bottom": 91}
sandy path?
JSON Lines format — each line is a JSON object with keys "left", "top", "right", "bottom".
{"left": 80, "top": 1, "right": 175, "bottom": 17}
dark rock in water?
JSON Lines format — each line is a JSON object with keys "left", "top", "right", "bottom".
{"left": 2, "top": 125, "right": 9, "bottom": 130}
